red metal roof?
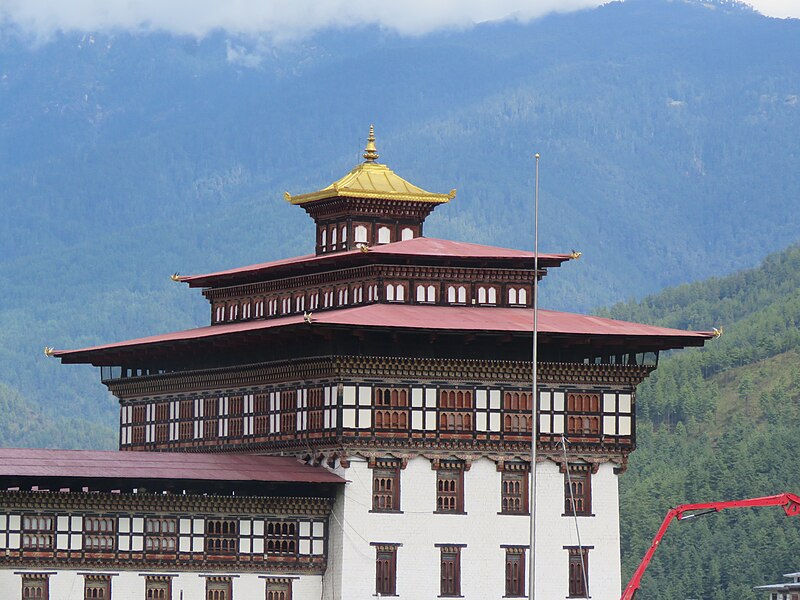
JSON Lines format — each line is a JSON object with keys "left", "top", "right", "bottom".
{"left": 0, "top": 448, "right": 344, "bottom": 484}
{"left": 179, "top": 237, "right": 571, "bottom": 287}
{"left": 53, "top": 304, "right": 714, "bottom": 362}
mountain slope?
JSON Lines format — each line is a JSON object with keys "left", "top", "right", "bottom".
{"left": 0, "top": 0, "right": 799, "bottom": 446}
{"left": 608, "top": 245, "right": 800, "bottom": 599}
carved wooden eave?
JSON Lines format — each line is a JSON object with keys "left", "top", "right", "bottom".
{"left": 0, "top": 491, "right": 334, "bottom": 517}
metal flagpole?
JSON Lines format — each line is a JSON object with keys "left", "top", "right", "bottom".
{"left": 528, "top": 153, "right": 540, "bottom": 600}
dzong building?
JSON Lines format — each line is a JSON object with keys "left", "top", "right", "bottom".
{"left": 0, "top": 128, "right": 713, "bottom": 599}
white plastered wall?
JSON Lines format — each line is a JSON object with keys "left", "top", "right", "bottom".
{"left": 324, "top": 455, "right": 621, "bottom": 600}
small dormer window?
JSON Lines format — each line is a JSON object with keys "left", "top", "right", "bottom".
{"left": 377, "top": 226, "right": 391, "bottom": 244}
{"left": 458, "top": 286, "right": 466, "bottom": 303}
{"left": 321, "top": 229, "right": 327, "bottom": 249}
{"left": 509, "top": 288, "right": 517, "bottom": 304}
{"left": 355, "top": 225, "right": 368, "bottom": 244}
{"left": 401, "top": 227, "right": 414, "bottom": 241}
{"left": 331, "top": 226, "right": 338, "bottom": 248}
{"left": 386, "top": 284, "right": 395, "bottom": 302}
{"left": 417, "top": 284, "right": 435, "bottom": 303}
{"left": 488, "top": 287, "right": 497, "bottom": 304}
{"left": 519, "top": 288, "right": 528, "bottom": 304}
{"left": 341, "top": 225, "right": 347, "bottom": 243}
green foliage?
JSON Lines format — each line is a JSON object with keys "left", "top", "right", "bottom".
{"left": 613, "top": 245, "right": 800, "bottom": 598}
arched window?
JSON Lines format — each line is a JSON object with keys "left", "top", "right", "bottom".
{"left": 416, "top": 285, "right": 426, "bottom": 302}
{"left": 458, "top": 286, "right": 466, "bottom": 303}
{"left": 519, "top": 288, "right": 528, "bottom": 304}
{"left": 321, "top": 228, "right": 327, "bottom": 248}
{"left": 355, "top": 225, "right": 368, "bottom": 243}
{"left": 447, "top": 286, "right": 456, "bottom": 303}
{"left": 401, "top": 227, "right": 414, "bottom": 240}
{"left": 427, "top": 285, "right": 436, "bottom": 302}
{"left": 386, "top": 284, "right": 396, "bottom": 302}
{"left": 509, "top": 288, "right": 518, "bottom": 304}
{"left": 331, "top": 226, "right": 338, "bottom": 247}
{"left": 488, "top": 287, "right": 497, "bottom": 304}
{"left": 396, "top": 285, "right": 405, "bottom": 301}
{"left": 377, "top": 226, "right": 391, "bottom": 244}
{"left": 478, "top": 287, "right": 487, "bottom": 304}
{"left": 341, "top": 225, "right": 347, "bottom": 243}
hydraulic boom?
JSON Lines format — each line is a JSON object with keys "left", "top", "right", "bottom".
{"left": 621, "top": 492, "right": 800, "bottom": 600}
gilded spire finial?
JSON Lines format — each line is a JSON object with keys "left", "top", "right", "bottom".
{"left": 363, "top": 125, "right": 379, "bottom": 162}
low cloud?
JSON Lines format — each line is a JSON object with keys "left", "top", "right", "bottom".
{"left": 0, "top": 0, "right": 796, "bottom": 42}
{"left": 0, "top": 0, "right": 604, "bottom": 41}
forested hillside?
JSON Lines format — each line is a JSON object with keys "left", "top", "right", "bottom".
{"left": 607, "top": 245, "right": 800, "bottom": 599}
{"left": 0, "top": 1, "right": 799, "bottom": 442}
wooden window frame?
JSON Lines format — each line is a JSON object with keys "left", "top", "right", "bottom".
{"left": 83, "top": 516, "right": 116, "bottom": 553}
{"left": 437, "top": 545, "right": 463, "bottom": 597}
{"left": 563, "top": 467, "right": 593, "bottom": 517}
{"left": 500, "top": 469, "right": 529, "bottom": 515}
{"left": 566, "top": 546, "right": 591, "bottom": 598}
{"left": 504, "top": 547, "right": 526, "bottom": 597}
{"left": 373, "top": 544, "right": 399, "bottom": 597}
{"left": 145, "top": 517, "right": 178, "bottom": 553}
{"left": 264, "top": 577, "right": 293, "bottom": 600}
{"left": 435, "top": 463, "right": 465, "bottom": 514}
{"left": 21, "top": 514, "right": 55, "bottom": 551}
{"left": 145, "top": 575, "right": 172, "bottom": 600}
{"left": 21, "top": 573, "right": 50, "bottom": 599}
{"left": 371, "top": 459, "right": 401, "bottom": 512}
{"left": 205, "top": 519, "right": 238, "bottom": 556}
{"left": 205, "top": 576, "right": 233, "bottom": 600}
{"left": 265, "top": 521, "right": 298, "bottom": 556}
{"left": 83, "top": 574, "right": 112, "bottom": 599}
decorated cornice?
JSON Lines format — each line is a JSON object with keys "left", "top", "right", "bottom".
{"left": 0, "top": 491, "right": 333, "bottom": 517}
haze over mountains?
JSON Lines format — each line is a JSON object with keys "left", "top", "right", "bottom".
{"left": 0, "top": 0, "right": 798, "bottom": 440}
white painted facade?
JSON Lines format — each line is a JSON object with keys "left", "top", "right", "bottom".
{"left": 324, "top": 455, "right": 621, "bottom": 599}
{"left": 0, "top": 569, "right": 321, "bottom": 599}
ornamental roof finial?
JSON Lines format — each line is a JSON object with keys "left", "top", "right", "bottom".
{"left": 363, "top": 125, "right": 379, "bottom": 162}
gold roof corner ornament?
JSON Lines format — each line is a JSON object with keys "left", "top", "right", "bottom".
{"left": 170, "top": 272, "right": 181, "bottom": 282}
{"left": 284, "top": 191, "right": 292, "bottom": 203}
{"left": 712, "top": 326, "right": 724, "bottom": 339}
{"left": 569, "top": 249, "right": 583, "bottom": 260}
{"left": 44, "top": 346, "right": 55, "bottom": 357}
{"left": 363, "top": 124, "right": 379, "bottom": 163}
{"left": 356, "top": 243, "right": 370, "bottom": 253}
{"left": 303, "top": 311, "right": 314, "bottom": 324}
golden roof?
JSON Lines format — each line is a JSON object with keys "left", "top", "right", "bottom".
{"left": 285, "top": 126, "right": 456, "bottom": 205}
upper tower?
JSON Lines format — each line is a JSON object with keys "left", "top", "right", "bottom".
{"left": 284, "top": 126, "right": 456, "bottom": 255}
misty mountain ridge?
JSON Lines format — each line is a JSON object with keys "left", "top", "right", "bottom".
{"left": 0, "top": 0, "right": 799, "bottom": 445}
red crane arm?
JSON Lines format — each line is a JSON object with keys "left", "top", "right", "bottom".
{"left": 620, "top": 492, "right": 800, "bottom": 600}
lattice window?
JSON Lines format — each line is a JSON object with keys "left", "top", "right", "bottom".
{"left": 179, "top": 399, "right": 194, "bottom": 441}
{"left": 84, "top": 517, "right": 115, "bottom": 552}
{"left": 266, "top": 521, "right": 297, "bottom": 555}
{"left": 280, "top": 391, "right": 297, "bottom": 434}
{"left": 22, "top": 515, "right": 54, "bottom": 550}
{"left": 567, "top": 547, "right": 590, "bottom": 598}
{"left": 501, "top": 470, "right": 529, "bottom": 514}
{"left": 265, "top": 578, "right": 293, "bottom": 600}
{"left": 203, "top": 397, "right": 219, "bottom": 439}
{"left": 375, "top": 545, "right": 398, "bottom": 596}
{"left": 155, "top": 402, "right": 169, "bottom": 443}
{"left": 436, "top": 466, "right": 464, "bottom": 513}
{"left": 372, "top": 460, "right": 401, "bottom": 512}
{"left": 206, "top": 577, "right": 232, "bottom": 600}
{"left": 308, "top": 388, "right": 324, "bottom": 431}
{"left": 567, "top": 393, "right": 600, "bottom": 436}
{"left": 564, "top": 468, "right": 592, "bottom": 516}
{"left": 228, "top": 395, "right": 244, "bottom": 438}
{"left": 145, "top": 577, "right": 171, "bottom": 600}
{"left": 254, "top": 393, "right": 270, "bottom": 435}
{"left": 439, "top": 546, "right": 462, "bottom": 597}
{"left": 505, "top": 547, "right": 526, "bottom": 597}
{"left": 22, "top": 573, "right": 50, "bottom": 599}
{"left": 145, "top": 517, "right": 177, "bottom": 552}
{"left": 205, "top": 519, "right": 237, "bottom": 555}
{"left": 374, "top": 387, "right": 409, "bottom": 430}
{"left": 84, "top": 575, "right": 111, "bottom": 599}
{"left": 438, "top": 389, "right": 473, "bottom": 432}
